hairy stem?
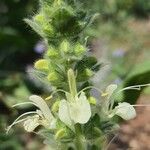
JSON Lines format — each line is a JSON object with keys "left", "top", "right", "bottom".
{"left": 74, "top": 124, "right": 86, "bottom": 150}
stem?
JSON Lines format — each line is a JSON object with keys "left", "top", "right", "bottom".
{"left": 67, "top": 69, "right": 77, "bottom": 98}
{"left": 74, "top": 124, "right": 86, "bottom": 150}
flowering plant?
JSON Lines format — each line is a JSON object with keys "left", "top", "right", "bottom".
{"left": 7, "top": 0, "right": 150, "bottom": 149}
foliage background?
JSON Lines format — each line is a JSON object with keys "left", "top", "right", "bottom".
{"left": 0, "top": 0, "right": 149, "bottom": 149}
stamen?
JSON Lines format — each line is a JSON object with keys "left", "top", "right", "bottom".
{"left": 77, "top": 86, "right": 102, "bottom": 96}
{"left": 12, "top": 102, "right": 37, "bottom": 107}
{"left": 6, "top": 118, "right": 28, "bottom": 134}
{"left": 118, "top": 83, "right": 150, "bottom": 93}
{"left": 6, "top": 111, "right": 38, "bottom": 133}
{"left": 132, "top": 104, "right": 150, "bottom": 107}
{"left": 51, "top": 89, "right": 69, "bottom": 96}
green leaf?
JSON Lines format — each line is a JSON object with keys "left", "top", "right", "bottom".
{"left": 116, "top": 60, "right": 150, "bottom": 104}
{"left": 83, "top": 114, "right": 102, "bottom": 140}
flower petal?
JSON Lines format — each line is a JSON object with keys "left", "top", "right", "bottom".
{"left": 70, "top": 92, "right": 91, "bottom": 124}
{"left": 23, "top": 115, "right": 40, "bottom": 132}
{"left": 106, "top": 84, "right": 117, "bottom": 99}
{"left": 58, "top": 100, "right": 73, "bottom": 130}
{"left": 29, "top": 95, "right": 55, "bottom": 124}
{"left": 115, "top": 102, "right": 136, "bottom": 120}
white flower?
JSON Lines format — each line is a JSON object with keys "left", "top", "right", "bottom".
{"left": 7, "top": 95, "right": 56, "bottom": 133}
{"left": 101, "top": 84, "right": 118, "bottom": 99}
{"left": 69, "top": 92, "right": 91, "bottom": 124}
{"left": 100, "top": 84, "right": 118, "bottom": 114}
{"left": 114, "top": 102, "right": 136, "bottom": 120}
{"left": 101, "top": 84, "right": 136, "bottom": 121}
{"left": 58, "top": 92, "right": 91, "bottom": 129}
{"left": 29, "top": 95, "right": 56, "bottom": 129}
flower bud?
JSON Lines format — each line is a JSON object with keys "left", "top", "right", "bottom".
{"left": 60, "top": 40, "right": 70, "bottom": 53}
{"left": 88, "top": 96, "right": 96, "bottom": 105}
{"left": 93, "top": 127, "right": 102, "bottom": 136}
{"left": 43, "top": 24, "right": 54, "bottom": 35}
{"left": 47, "top": 47, "right": 59, "bottom": 58}
{"left": 74, "top": 43, "right": 86, "bottom": 56}
{"left": 54, "top": 0, "right": 63, "bottom": 6}
{"left": 34, "top": 59, "right": 49, "bottom": 70}
{"left": 47, "top": 72, "right": 59, "bottom": 82}
{"left": 34, "top": 14, "right": 45, "bottom": 23}
{"left": 85, "top": 68, "right": 94, "bottom": 77}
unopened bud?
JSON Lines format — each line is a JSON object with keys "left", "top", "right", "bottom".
{"left": 34, "top": 14, "right": 45, "bottom": 23}
{"left": 47, "top": 47, "right": 59, "bottom": 58}
{"left": 47, "top": 72, "right": 58, "bottom": 82}
{"left": 85, "top": 68, "right": 94, "bottom": 77}
{"left": 60, "top": 40, "right": 70, "bottom": 53}
{"left": 74, "top": 43, "right": 86, "bottom": 55}
{"left": 88, "top": 96, "right": 96, "bottom": 105}
{"left": 93, "top": 127, "right": 102, "bottom": 136}
{"left": 43, "top": 24, "right": 54, "bottom": 35}
{"left": 34, "top": 59, "right": 49, "bottom": 70}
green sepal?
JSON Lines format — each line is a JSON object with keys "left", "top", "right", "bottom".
{"left": 83, "top": 114, "right": 102, "bottom": 140}
{"left": 24, "top": 19, "right": 45, "bottom": 37}
{"left": 75, "top": 56, "right": 101, "bottom": 73}
{"left": 55, "top": 120, "right": 75, "bottom": 143}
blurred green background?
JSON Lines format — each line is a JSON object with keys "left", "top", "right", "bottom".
{"left": 0, "top": 0, "right": 150, "bottom": 149}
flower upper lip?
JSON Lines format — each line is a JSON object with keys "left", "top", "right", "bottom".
{"left": 29, "top": 95, "right": 56, "bottom": 125}
{"left": 7, "top": 95, "right": 56, "bottom": 133}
